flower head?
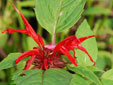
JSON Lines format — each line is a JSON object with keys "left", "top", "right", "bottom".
{"left": 2, "top": 4, "right": 98, "bottom": 70}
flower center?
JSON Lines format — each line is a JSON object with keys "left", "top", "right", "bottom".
{"left": 32, "top": 47, "right": 67, "bottom": 70}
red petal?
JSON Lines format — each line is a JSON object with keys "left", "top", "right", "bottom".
{"left": 15, "top": 50, "right": 41, "bottom": 64}
{"left": 60, "top": 47, "right": 78, "bottom": 66}
{"left": 53, "top": 35, "right": 77, "bottom": 55}
{"left": 24, "top": 55, "right": 36, "bottom": 70}
{"left": 77, "top": 45, "right": 95, "bottom": 65}
{"left": 78, "top": 35, "right": 99, "bottom": 43}
{"left": 72, "top": 49, "right": 77, "bottom": 59}
{"left": 2, "top": 28, "right": 28, "bottom": 34}
{"left": 12, "top": 4, "right": 42, "bottom": 48}
{"left": 37, "top": 34, "right": 44, "bottom": 47}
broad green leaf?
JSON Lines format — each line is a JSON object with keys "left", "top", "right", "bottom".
{"left": 13, "top": 69, "right": 43, "bottom": 85}
{"left": 71, "top": 74, "right": 89, "bottom": 85}
{"left": 68, "top": 66, "right": 102, "bottom": 85}
{"left": 75, "top": 20, "right": 98, "bottom": 66}
{"left": 35, "top": 0, "right": 86, "bottom": 34}
{"left": 43, "top": 69, "right": 72, "bottom": 85}
{"left": 0, "top": 31, "right": 8, "bottom": 48}
{"left": 101, "top": 69, "right": 113, "bottom": 80}
{"left": 13, "top": 69, "right": 72, "bottom": 85}
{"left": 101, "top": 69, "right": 113, "bottom": 85}
{"left": 84, "top": 7, "right": 112, "bottom": 15}
{"left": 0, "top": 53, "right": 21, "bottom": 70}
{"left": 101, "top": 79, "right": 113, "bottom": 85}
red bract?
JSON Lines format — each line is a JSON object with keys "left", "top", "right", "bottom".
{"left": 2, "top": 4, "right": 98, "bottom": 70}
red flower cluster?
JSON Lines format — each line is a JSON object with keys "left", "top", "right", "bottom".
{"left": 2, "top": 5, "right": 98, "bottom": 70}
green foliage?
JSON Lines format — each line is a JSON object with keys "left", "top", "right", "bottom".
{"left": 43, "top": 69, "right": 72, "bottom": 85}
{"left": 0, "top": 0, "right": 113, "bottom": 84}
{"left": 68, "top": 65, "right": 102, "bottom": 85}
{"left": 13, "top": 69, "right": 43, "bottom": 85}
{"left": 101, "top": 69, "right": 113, "bottom": 85}
{"left": 13, "top": 69, "right": 72, "bottom": 85}
{"left": 35, "top": 0, "right": 86, "bottom": 34}
{"left": 84, "top": 7, "right": 112, "bottom": 15}
{"left": 75, "top": 20, "right": 98, "bottom": 66}
{"left": 71, "top": 74, "right": 89, "bottom": 85}
{"left": 0, "top": 53, "right": 21, "bottom": 70}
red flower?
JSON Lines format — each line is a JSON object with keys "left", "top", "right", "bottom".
{"left": 2, "top": 4, "right": 98, "bottom": 70}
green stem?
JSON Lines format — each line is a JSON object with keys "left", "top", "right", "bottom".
{"left": 52, "top": 0, "right": 63, "bottom": 44}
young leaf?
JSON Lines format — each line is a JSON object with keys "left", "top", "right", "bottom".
{"left": 68, "top": 66, "right": 102, "bottom": 85}
{"left": 75, "top": 20, "right": 98, "bottom": 66}
{"left": 71, "top": 74, "right": 89, "bottom": 85}
{"left": 101, "top": 69, "right": 113, "bottom": 80}
{"left": 35, "top": 0, "right": 86, "bottom": 34}
{"left": 0, "top": 53, "right": 21, "bottom": 70}
{"left": 101, "top": 69, "right": 113, "bottom": 85}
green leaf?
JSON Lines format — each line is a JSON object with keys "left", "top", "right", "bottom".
{"left": 71, "top": 74, "right": 89, "bottom": 85}
{"left": 84, "top": 7, "right": 112, "bottom": 15}
{"left": 0, "top": 53, "right": 21, "bottom": 70}
{"left": 43, "top": 69, "right": 72, "bottom": 85}
{"left": 68, "top": 66, "right": 102, "bottom": 85}
{"left": 101, "top": 69, "right": 113, "bottom": 85}
{"left": 13, "top": 69, "right": 43, "bottom": 85}
{"left": 101, "top": 69, "right": 113, "bottom": 80}
{"left": 101, "top": 79, "right": 113, "bottom": 85}
{"left": 13, "top": 69, "right": 72, "bottom": 85}
{"left": 35, "top": 0, "right": 86, "bottom": 34}
{"left": 75, "top": 20, "right": 98, "bottom": 66}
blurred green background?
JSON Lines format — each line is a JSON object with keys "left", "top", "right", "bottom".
{"left": 0, "top": 0, "right": 113, "bottom": 84}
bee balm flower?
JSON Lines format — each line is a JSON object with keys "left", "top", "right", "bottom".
{"left": 2, "top": 4, "right": 98, "bottom": 70}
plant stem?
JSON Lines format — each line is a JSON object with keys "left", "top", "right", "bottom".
{"left": 52, "top": 0, "right": 63, "bottom": 44}
{"left": 52, "top": 22, "right": 57, "bottom": 45}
